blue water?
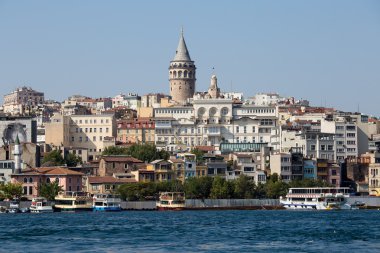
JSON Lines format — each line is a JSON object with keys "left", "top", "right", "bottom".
{"left": 0, "top": 210, "right": 380, "bottom": 252}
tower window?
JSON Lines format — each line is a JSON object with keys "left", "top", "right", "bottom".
{"left": 184, "top": 70, "right": 188, "bottom": 78}
{"left": 173, "top": 71, "right": 177, "bottom": 78}
{"left": 178, "top": 71, "right": 182, "bottom": 78}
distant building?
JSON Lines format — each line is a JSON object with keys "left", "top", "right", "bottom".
{"left": 3, "top": 87, "right": 44, "bottom": 115}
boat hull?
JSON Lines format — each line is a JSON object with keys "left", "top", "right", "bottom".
{"left": 157, "top": 206, "right": 185, "bottom": 211}
{"left": 30, "top": 208, "right": 54, "bottom": 213}
{"left": 93, "top": 206, "right": 122, "bottom": 212}
{"left": 53, "top": 206, "right": 92, "bottom": 212}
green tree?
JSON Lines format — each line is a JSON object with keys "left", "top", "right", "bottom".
{"left": 234, "top": 175, "right": 256, "bottom": 199}
{"left": 184, "top": 177, "right": 213, "bottom": 200}
{"left": 210, "top": 176, "right": 230, "bottom": 199}
{"left": 265, "top": 180, "right": 289, "bottom": 199}
{"left": 102, "top": 146, "right": 128, "bottom": 156}
{"left": 42, "top": 150, "right": 65, "bottom": 166}
{"left": 0, "top": 182, "right": 23, "bottom": 200}
{"left": 38, "top": 181, "right": 63, "bottom": 201}
{"left": 65, "top": 153, "right": 82, "bottom": 167}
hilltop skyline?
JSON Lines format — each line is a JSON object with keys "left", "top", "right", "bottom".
{"left": 0, "top": 0, "right": 379, "bottom": 116}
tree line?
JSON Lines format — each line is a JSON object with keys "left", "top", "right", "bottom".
{"left": 117, "top": 174, "right": 331, "bottom": 201}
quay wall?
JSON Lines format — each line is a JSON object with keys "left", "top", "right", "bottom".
{"left": 2, "top": 197, "right": 380, "bottom": 210}
{"left": 123, "top": 199, "right": 280, "bottom": 210}
{"left": 347, "top": 196, "right": 380, "bottom": 207}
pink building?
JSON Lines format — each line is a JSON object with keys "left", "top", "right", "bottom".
{"left": 11, "top": 167, "right": 84, "bottom": 200}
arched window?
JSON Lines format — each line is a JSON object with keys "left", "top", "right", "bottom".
{"left": 189, "top": 71, "right": 192, "bottom": 78}
{"left": 29, "top": 177, "right": 33, "bottom": 183}
{"left": 46, "top": 178, "right": 51, "bottom": 183}
{"left": 23, "top": 177, "right": 27, "bottom": 183}
{"left": 173, "top": 71, "right": 177, "bottom": 78}
{"left": 184, "top": 70, "right": 188, "bottom": 78}
{"left": 178, "top": 71, "right": 182, "bottom": 78}
{"left": 55, "top": 177, "right": 59, "bottom": 183}
{"left": 169, "top": 71, "right": 172, "bottom": 78}
{"left": 179, "top": 63, "right": 182, "bottom": 67}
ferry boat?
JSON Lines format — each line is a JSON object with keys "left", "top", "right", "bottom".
{"left": 93, "top": 194, "right": 122, "bottom": 212}
{"left": 156, "top": 192, "right": 185, "bottom": 211}
{"left": 280, "top": 187, "right": 351, "bottom": 210}
{"left": 54, "top": 191, "right": 93, "bottom": 212}
{"left": 30, "top": 197, "right": 54, "bottom": 213}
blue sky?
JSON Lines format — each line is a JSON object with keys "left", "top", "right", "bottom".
{"left": 0, "top": 0, "right": 379, "bottom": 116}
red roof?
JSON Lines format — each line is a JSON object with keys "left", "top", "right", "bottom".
{"left": 101, "top": 156, "right": 143, "bottom": 163}
{"left": 13, "top": 167, "right": 84, "bottom": 176}
{"left": 196, "top": 146, "right": 215, "bottom": 152}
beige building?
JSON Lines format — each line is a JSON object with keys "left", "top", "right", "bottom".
{"left": 45, "top": 114, "right": 116, "bottom": 160}
{"left": 3, "top": 87, "right": 44, "bottom": 115}
{"left": 117, "top": 118, "right": 155, "bottom": 144}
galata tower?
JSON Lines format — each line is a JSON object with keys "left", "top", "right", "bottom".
{"left": 169, "top": 29, "right": 196, "bottom": 105}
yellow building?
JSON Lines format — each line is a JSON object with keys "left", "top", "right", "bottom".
{"left": 147, "top": 159, "right": 175, "bottom": 182}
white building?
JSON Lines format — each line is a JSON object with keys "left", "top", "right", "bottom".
{"left": 154, "top": 75, "right": 279, "bottom": 153}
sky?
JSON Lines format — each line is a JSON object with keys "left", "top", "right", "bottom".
{"left": 0, "top": 0, "right": 379, "bottom": 116}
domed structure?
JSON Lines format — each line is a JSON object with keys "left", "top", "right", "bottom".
{"left": 169, "top": 29, "right": 196, "bottom": 105}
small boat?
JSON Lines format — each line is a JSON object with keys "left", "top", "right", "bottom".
{"left": 54, "top": 191, "right": 93, "bottom": 212}
{"left": 30, "top": 197, "right": 54, "bottom": 213}
{"left": 156, "top": 192, "right": 185, "bottom": 211}
{"left": 93, "top": 194, "right": 122, "bottom": 212}
{"left": 280, "top": 187, "right": 351, "bottom": 210}
{"left": 7, "top": 200, "right": 20, "bottom": 213}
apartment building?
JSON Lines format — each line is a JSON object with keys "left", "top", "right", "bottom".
{"left": 45, "top": 114, "right": 116, "bottom": 160}
{"left": 117, "top": 118, "right": 155, "bottom": 144}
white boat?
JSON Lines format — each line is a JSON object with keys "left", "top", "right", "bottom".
{"left": 93, "top": 194, "right": 122, "bottom": 212}
{"left": 30, "top": 197, "right": 54, "bottom": 213}
{"left": 280, "top": 187, "right": 351, "bottom": 210}
{"left": 7, "top": 200, "right": 20, "bottom": 213}
{"left": 156, "top": 192, "right": 185, "bottom": 211}
{"left": 54, "top": 191, "right": 93, "bottom": 212}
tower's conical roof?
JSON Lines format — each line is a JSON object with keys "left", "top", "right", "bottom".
{"left": 173, "top": 29, "right": 191, "bottom": 62}
{"left": 15, "top": 134, "right": 20, "bottom": 145}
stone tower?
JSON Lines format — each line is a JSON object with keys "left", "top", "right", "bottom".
{"left": 169, "top": 29, "right": 196, "bottom": 105}
{"left": 208, "top": 75, "right": 220, "bottom": 98}
{"left": 14, "top": 135, "right": 22, "bottom": 174}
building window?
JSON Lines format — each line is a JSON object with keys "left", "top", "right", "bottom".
{"left": 23, "top": 177, "right": 27, "bottom": 183}
{"left": 23, "top": 186, "right": 27, "bottom": 195}
{"left": 29, "top": 177, "right": 33, "bottom": 183}
{"left": 29, "top": 186, "right": 33, "bottom": 195}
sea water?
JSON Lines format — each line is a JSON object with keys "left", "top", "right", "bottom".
{"left": 0, "top": 210, "right": 379, "bottom": 252}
